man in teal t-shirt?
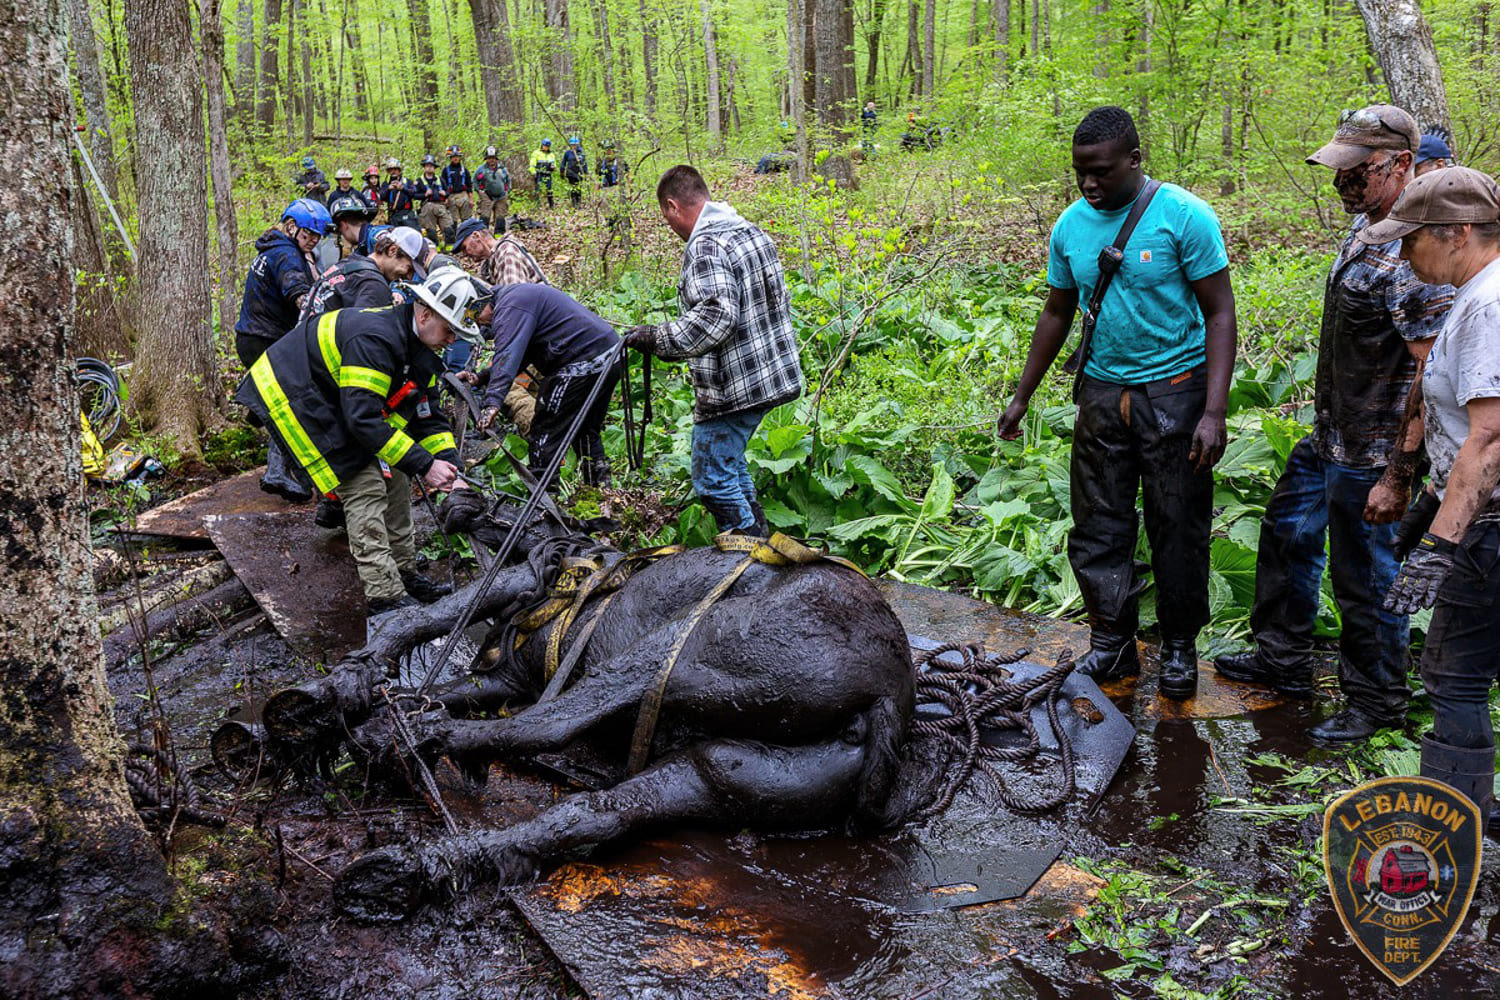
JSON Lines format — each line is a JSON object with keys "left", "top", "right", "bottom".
{"left": 997, "top": 105, "right": 1238, "bottom": 700}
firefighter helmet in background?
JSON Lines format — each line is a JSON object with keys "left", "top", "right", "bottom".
{"left": 385, "top": 156, "right": 402, "bottom": 170}
{"left": 483, "top": 145, "right": 499, "bottom": 159}
{"left": 300, "top": 155, "right": 316, "bottom": 170}
{"left": 334, "top": 168, "right": 353, "bottom": 180}
{"left": 409, "top": 266, "right": 483, "bottom": 343}
{"left": 329, "top": 195, "right": 375, "bottom": 221}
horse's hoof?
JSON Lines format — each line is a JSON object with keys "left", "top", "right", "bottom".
{"left": 334, "top": 845, "right": 432, "bottom": 923}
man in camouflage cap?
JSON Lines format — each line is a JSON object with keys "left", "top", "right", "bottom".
{"left": 1217, "top": 105, "right": 1454, "bottom": 743}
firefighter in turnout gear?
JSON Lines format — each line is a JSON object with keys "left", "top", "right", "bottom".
{"left": 381, "top": 157, "right": 421, "bottom": 229}
{"left": 415, "top": 153, "right": 455, "bottom": 246}
{"left": 475, "top": 145, "right": 511, "bottom": 231}
{"left": 361, "top": 164, "right": 383, "bottom": 213}
{"left": 233, "top": 267, "right": 483, "bottom": 613}
{"left": 442, "top": 144, "right": 474, "bottom": 224}
{"left": 530, "top": 138, "right": 556, "bottom": 208}
{"left": 561, "top": 136, "right": 587, "bottom": 207}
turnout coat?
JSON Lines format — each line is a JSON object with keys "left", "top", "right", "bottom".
{"left": 235, "top": 301, "right": 459, "bottom": 494}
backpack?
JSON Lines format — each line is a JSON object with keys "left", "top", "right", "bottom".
{"left": 300, "top": 256, "right": 382, "bottom": 324}
{"left": 481, "top": 167, "right": 508, "bottom": 198}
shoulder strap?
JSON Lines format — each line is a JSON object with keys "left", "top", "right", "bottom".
{"left": 1062, "top": 178, "right": 1163, "bottom": 379}
{"left": 1111, "top": 178, "right": 1161, "bottom": 256}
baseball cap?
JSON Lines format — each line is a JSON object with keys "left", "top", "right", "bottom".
{"left": 1416, "top": 133, "right": 1453, "bottom": 165}
{"left": 453, "top": 217, "right": 488, "bottom": 252}
{"left": 1357, "top": 166, "right": 1500, "bottom": 244}
{"left": 387, "top": 226, "right": 426, "bottom": 261}
{"left": 1307, "top": 105, "right": 1419, "bottom": 170}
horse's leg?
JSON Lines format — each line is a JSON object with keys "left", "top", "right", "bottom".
{"left": 335, "top": 734, "right": 870, "bottom": 921}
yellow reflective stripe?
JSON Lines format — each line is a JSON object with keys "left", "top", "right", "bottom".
{"left": 316, "top": 312, "right": 341, "bottom": 379}
{"left": 249, "top": 356, "right": 338, "bottom": 493}
{"left": 418, "top": 432, "right": 457, "bottom": 455}
{"left": 339, "top": 365, "right": 391, "bottom": 395}
{"left": 378, "top": 430, "right": 416, "bottom": 465}
{"left": 385, "top": 412, "right": 408, "bottom": 430}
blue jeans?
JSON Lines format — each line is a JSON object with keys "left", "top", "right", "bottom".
{"left": 1249, "top": 437, "right": 1409, "bottom": 719}
{"left": 691, "top": 408, "right": 766, "bottom": 531}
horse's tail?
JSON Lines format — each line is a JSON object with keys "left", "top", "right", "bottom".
{"left": 851, "top": 694, "right": 910, "bottom": 831}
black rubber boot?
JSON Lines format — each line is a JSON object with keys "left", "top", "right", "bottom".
{"left": 1158, "top": 637, "right": 1198, "bottom": 701}
{"left": 400, "top": 571, "right": 452, "bottom": 604}
{"left": 1309, "top": 707, "right": 1387, "bottom": 745}
{"left": 1212, "top": 650, "right": 1313, "bottom": 699}
{"left": 261, "top": 438, "right": 313, "bottom": 503}
{"left": 368, "top": 593, "right": 419, "bottom": 615}
{"left": 314, "top": 497, "right": 346, "bottom": 529}
{"left": 1075, "top": 628, "right": 1140, "bottom": 682}
{"left": 1420, "top": 733, "right": 1496, "bottom": 835}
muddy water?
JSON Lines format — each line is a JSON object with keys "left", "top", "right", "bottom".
{"left": 120, "top": 580, "right": 1500, "bottom": 999}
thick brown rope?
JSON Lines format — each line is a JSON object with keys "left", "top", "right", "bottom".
{"left": 909, "top": 644, "right": 1078, "bottom": 820}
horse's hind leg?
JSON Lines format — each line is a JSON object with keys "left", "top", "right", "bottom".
{"left": 335, "top": 735, "right": 869, "bottom": 921}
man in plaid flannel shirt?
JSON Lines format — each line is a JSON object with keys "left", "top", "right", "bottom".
{"left": 625, "top": 166, "right": 803, "bottom": 535}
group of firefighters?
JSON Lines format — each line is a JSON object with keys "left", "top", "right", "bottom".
{"left": 233, "top": 160, "right": 788, "bottom": 620}
{"left": 232, "top": 104, "right": 1500, "bottom": 841}
{"left": 292, "top": 137, "right": 628, "bottom": 249}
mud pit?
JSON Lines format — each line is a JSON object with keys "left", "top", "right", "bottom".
{"left": 110, "top": 574, "right": 1500, "bottom": 999}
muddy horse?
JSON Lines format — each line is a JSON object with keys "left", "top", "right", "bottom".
{"left": 238, "top": 491, "right": 938, "bottom": 920}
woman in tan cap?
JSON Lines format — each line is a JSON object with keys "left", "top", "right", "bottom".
{"left": 1361, "top": 165, "right": 1500, "bottom": 833}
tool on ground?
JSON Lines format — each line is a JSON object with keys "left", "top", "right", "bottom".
{"left": 442, "top": 372, "right": 570, "bottom": 524}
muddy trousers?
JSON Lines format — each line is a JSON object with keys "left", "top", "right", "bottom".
{"left": 1247, "top": 436, "right": 1408, "bottom": 719}
{"left": 475, "top": 192, "right": 508, "bottom": 231}
{"left": 418, "top": 201, "right": 455, "bottom": 244}
{"left": 691, "top": 407, "right": 768, "bottom": 533}
{"left": 340, "top": 461, "right": 417, "bottom": 603}
{"left": 527, "top": 355, "right": 620, "bottom": 486}
{"left": 446, "top": 192, "right": 473, "bottom": 223}
{"left": 1068, "top": 373, "right": 1212, "bottom": 642}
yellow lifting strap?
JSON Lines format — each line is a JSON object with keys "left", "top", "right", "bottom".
{"left": 512, "top": 544, "right": 687, "bottom": 677}
{"left": 625, "top": 532, "right": 866, "bottom": 775}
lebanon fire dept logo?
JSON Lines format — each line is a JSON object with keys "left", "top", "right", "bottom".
{"left": 1323, "top": 776, "right": 1482, "bottom": 985}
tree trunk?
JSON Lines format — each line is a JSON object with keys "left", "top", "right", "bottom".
{"left": 346, "top": 0, "right": 369, "bottom": 119}
{"left": 922, "top": 0, "right": 935, "bottom": 95}
{"left": 594, "top": 0, "right": 617, "bottom": 112}
{"left": 299, "top": 0, "right": 314, "bottom": 144}
{"left": 993, "top": 0, "right": 1009, "bottom": 79}
{"left": 0, "top": 1, "right": 175, "bottom": 992}
{"left": 788, "top": 0, "right": 809, "bottom": 179}
{"left": 284, "top": 0, "right": 297, "bottom": 143}
{"left": 235, "top": 0, "right": 256, "bottom": 120}
{"left": 125, "top": 0, "right": 219, "bottom": 457}
{"left": 803, "top": 0, "right": 817, "bottom": 109}
{"left": 1029, "top": 0, "right": 1038, "bottom": 56}
{"left": 257, "top": 0, "right": 280, "bottom": 129}
{"left": 409, "top": 0, "right": 439, "bottom": 148}
{"left": 905, "top": 0, "right": 920, "bottom": 95}
{"left": 813, "top": 0, "right": 845, "bottom": 129}
{"left": 1353, "top": 0, "right": 1452, "bottom": 133}
{"left": 640, "top": 0, "right": 657, "bottom": 115}
{"left": 203, "top": 0, "right": 242, "bottom": 351}
{"left": 544, "top": 0, "right": 575, "bottom": 110}
{"left": 66, "top": 0, "right": 119, "bottom": 202}
{"left": 490, "top": 0, "right": 524, "bottom": 125}
{"left": 865, "top": 0, "right": 886, "bottom": 90}
{"left": 470, "top": 0, "right": 505, "bottom": 127}
{"left": 701, "top": 0, "right": 721, "bottom": 143}
{"left": 1093, "top": 0, "right": 1109, "bottom": 77}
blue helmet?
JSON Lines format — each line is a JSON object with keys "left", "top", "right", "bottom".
{"left": 567, "top": 135, "right": 581, "bottom": 146}
{"left": 300, "top": 156, "right": 315, "bottom": 170}
{"left": 541, "top": 138, "right": 552, "bottom": 147}
{"left": 283, "top": 197, "right": 333, "bottom": 234}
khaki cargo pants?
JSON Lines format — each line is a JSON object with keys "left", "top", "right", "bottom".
{"left": 340, "top": 461, "right": 416, "bottom": 603}
{"left": 418, "top": 200, "right": 454, "bottom": 242}
{"left": 476, "top": 191, "right": 509, "bottom": 229}
{"left": 446, "top": 192, "right": 473, "bottom": 222}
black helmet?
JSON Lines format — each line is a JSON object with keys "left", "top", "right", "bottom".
{"left": 421, "top": 153, "right": 437, "bottom": 167}
{"left": 329, "top": 194, "right": 375, "bottom": 221}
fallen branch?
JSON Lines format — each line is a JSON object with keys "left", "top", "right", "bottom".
{"left": 104, "top": 576, "right": 254, "bottom": 669}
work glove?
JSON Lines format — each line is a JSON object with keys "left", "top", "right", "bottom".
{"left": 622, "top": 325, "right": 656, "bottom": 355}
{"left": 1392, "top": 490, "right": 1441, "bottom": 560}
{"left": 1384, "top": 532, "right": 1456, "bottom": 614}
{"left": 476, "top": 406, "right": 501, "bottom": 433}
